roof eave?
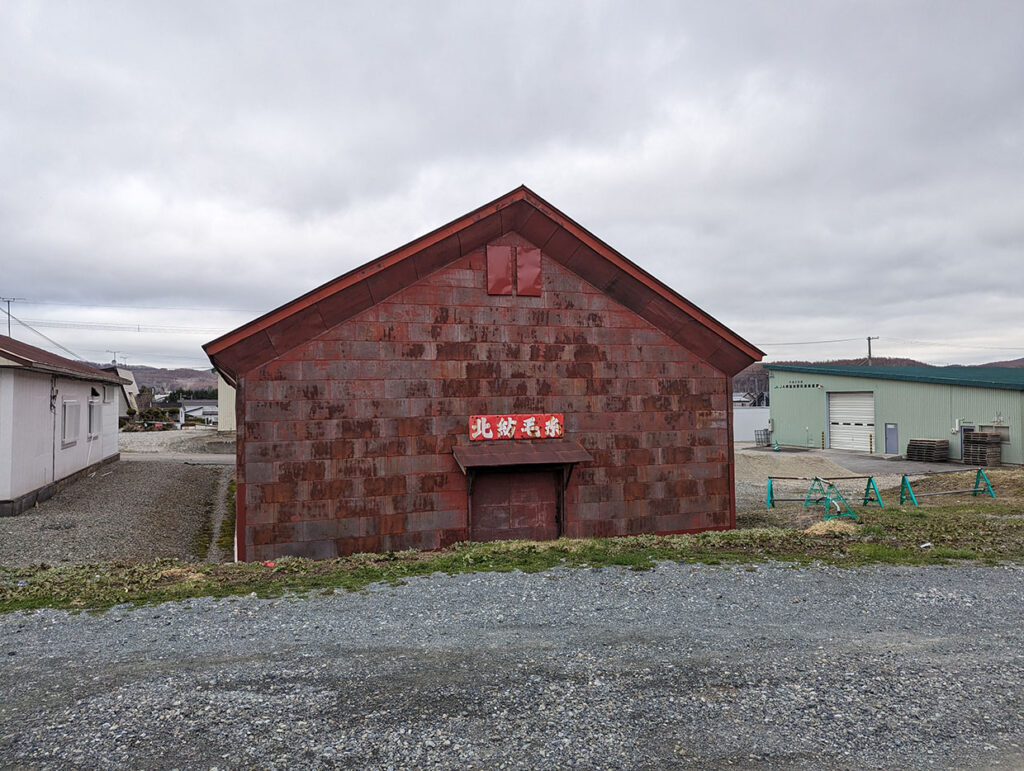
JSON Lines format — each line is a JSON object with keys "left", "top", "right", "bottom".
{"left": 205, "top": 185, "right": 764, "bottom": 380}
{"left": 0, "top": 359, "right": 130, "bottom": 385}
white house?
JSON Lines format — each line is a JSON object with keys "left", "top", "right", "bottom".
{"left": 0, "top": 336, "right": 126, "bottom": 516}
{"left": 182, "top": 399, "right": 218, "bottom": 425}
{"left": 217, "top": 373, "right": 236, "bottom": 433}
{"left": 101, "top": 365, "right": 140, "bottom": 418}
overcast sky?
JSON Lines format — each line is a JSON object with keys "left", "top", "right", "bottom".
{"left": 2, "top": 1, "right": 1023, "bottom": 370}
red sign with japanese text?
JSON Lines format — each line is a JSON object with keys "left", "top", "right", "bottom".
{"left": 469, "top": 413, "right": 564, "bottom": 441}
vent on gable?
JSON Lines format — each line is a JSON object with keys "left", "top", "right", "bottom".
{"left": 487, "top": 245, "right": 542, "bottom": 297}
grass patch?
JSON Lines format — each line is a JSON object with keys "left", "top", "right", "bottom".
{"left": 1, "top": 468, "right": 1022, "bottom": 613}
{"left": 216, "top": 477, "right": 236, "bottom": 555}
{"left": 192, "top": 499, "right": 215, "bottom": 560}
{"left": 2, "top": 499, "right": 1021, "bottom": 613}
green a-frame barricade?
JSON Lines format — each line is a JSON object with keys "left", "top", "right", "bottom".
{"left": 900, "top": 468, "right": 996, "bottom": 506}
{"left": 862, "top": 477, "right": 884, "bottom": 508}
{"left": 765, "top": 476, "right": 869, "bottom": 520}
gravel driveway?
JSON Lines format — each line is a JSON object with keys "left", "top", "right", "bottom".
{"left": 0, "top": 460, "right": 224, "bottom": 566}
{"left": 2, "top": 563, "right": 1022, "bottom": 769}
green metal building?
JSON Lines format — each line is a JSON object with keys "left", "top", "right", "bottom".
{"left": 766, "top": 365, "right": 1024, "bottom": 464}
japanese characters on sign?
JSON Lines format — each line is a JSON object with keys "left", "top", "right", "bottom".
{"left": 469, "top": 413, "right": 564, "bottom": 441}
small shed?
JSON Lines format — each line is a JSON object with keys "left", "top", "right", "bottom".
{"left": 0, "top": 336, "right": 126, "bottom": 515}
{"left": 205, "top": 186, "right": 763, "bottom": 561}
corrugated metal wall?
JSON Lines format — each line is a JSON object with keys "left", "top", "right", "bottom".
{"left": 766, "top": 374, "right": 828, "bottom": 448}
{"left": 769, "top": 369, "right": 1024, "bottom": 463}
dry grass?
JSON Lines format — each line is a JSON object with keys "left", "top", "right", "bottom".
{"left": 904, "top": 467, "right": 1024, "bottom": 501}
{"left": 804, "top": 519, "right": 860, "bottom": 535}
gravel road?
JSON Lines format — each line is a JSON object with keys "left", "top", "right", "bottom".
{"left": 2, "top": 563, "right": 1022, "bottom": 769}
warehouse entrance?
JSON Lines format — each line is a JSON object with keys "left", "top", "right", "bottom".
{"left": 827, "top": 392, "right": 875, "bottom": 452}
{"left": 469, "top": 470, "right": 560, "bottom": 542}
{"left": 452, "top": 439, "right": 593, "bottom": 544}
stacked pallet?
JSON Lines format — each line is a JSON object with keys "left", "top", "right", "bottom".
{"left": 963, "top": 433, "right": 1002, "bottom": 466}
{"left": 906, "top": 438, "right": 949, "bottom": 462}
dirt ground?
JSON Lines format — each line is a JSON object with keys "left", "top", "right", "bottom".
{"left": 735, "top": 445, "right": 854, "bottom": 481}
{"left": 119, "top": 426, "right": 235, "bottom": 456}
{"left": 733, "top": 445, "right": 879, "bottom": 513}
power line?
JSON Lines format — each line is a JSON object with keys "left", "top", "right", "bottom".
{"left": 8, "top": 312, "right": 84, "bottom": 360}
{"left": 23, "top": 300, "right": 262, "bottom": 313}
{"left": 760, "top": 336, "right": 1024, "bottom": 353}
{"left": 759, "top": 338, "right": 863, "bottom": 346}
{"left": 77, "top": 347, "right": 213, "bottom": 364}
{"left": 19, "top": 318, "right": 229, "bottom": 335}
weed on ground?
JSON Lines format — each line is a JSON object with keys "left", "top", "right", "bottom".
{"left": 216, "top": 477, "right": 236, "bottom": 555}
{"left": 1, "top": 468, "right": 1021, "bottom": 614}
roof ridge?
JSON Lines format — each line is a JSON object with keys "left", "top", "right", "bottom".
{"left": 205, "top": 187, "right": 763, "bottom": 382}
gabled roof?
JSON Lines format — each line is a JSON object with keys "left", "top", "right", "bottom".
{"left": 0, "top": 336, "right": 128, "bottom": 385}
{"left": 765, "top": 363, "right": 1024, "bottom": 392}
{"left": 101, "top": 365, "right": 140, "bottom": 395}
{"left": 205, "top": 185, "right": 763, "bottom": 383}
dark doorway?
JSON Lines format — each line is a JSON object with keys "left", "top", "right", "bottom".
{"left": 470, "top": 470, "right": 560, "bottom": 542}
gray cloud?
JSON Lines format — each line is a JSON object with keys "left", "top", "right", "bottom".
{"left": 2, "top": 0, "right": 1023, "bottom": 367}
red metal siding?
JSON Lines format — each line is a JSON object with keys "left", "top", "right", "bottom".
{"left": 238, "top": 237, "right": 733, "bottom": 561}
{"left": 516, "top": 246, "right": 542, "bottom": 296}
{"left": 486, "top": 245, "right": 513, "bottom": 295}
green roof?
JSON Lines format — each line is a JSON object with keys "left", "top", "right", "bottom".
{"left": 763, "top": 364, "right": 1024, "bottom": 392}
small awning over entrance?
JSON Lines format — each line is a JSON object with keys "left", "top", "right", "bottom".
{"left": 452, "top": 440, "right": 593, "bottom": 474}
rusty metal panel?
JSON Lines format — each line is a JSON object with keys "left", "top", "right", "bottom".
{"left": 267, "top": 306, "right": 328, "bottom": 359}
{"left": 541, "top": 227, "right": 583, "bottom": 262}
{"left": 470, "top": 471, "right": 558, "bottom": 542}
{"left": 453, "top": 439, "right": 592, "bottom": 469}
{"left": 235, "top": 236, "right": 740, "bottom": 561}
{"left": 216, "top": 330, "right": 276, "bottom": 380}
{"left": 459, "top": 211, "right": 504, "bottom": 254}
{"left": 486, "top": 245, "right": 513, "bottom": 295}
{"left": 411, "top": 233, "right": 462, "bottom": 280}
{"left": 516, "top": 246, "right": 542, "bottom": 296}
{"left": 312, "top": 282, "right": 375, "bottom": 329}
{"left": 366, "top": 258, "right": 420, "bottom": 304}
{"left": 515, "top": 207, "right": 560, "bottom": 248}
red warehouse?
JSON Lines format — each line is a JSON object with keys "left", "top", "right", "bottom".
{"left": 204, "top": 187, "right": 763, "bottom": 562}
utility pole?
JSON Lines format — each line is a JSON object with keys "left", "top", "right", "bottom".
{"left": 0, "top": 297, "right": 25, "bottom": 337}
{"left": 867, "top": 336, "right": 879, "bottom": 366}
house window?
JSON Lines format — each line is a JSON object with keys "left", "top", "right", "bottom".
{"left": 103, "top": 386, "right": 113, "bottom": 404}
{"left": 88, "top": 400, "right": 101, "bottom": 439}
{"left": 62, "top": 400, "right": 80, "bottom": 447}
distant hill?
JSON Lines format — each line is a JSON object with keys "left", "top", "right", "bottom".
{"left": 90, "top": 363, "right": 217, "bottom": 393}
{"left": 734, "top": 355, "right": 1024, "bottom": 392}
{"left": 733, "top": 357, "right": 930, "bottom": 393}
{"left": 979, "top": 357, "right": 1024, "bottom": 368}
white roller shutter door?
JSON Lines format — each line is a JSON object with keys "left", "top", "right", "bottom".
{"left": 828, "top": 392, "right": 875, "bottom": 451}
